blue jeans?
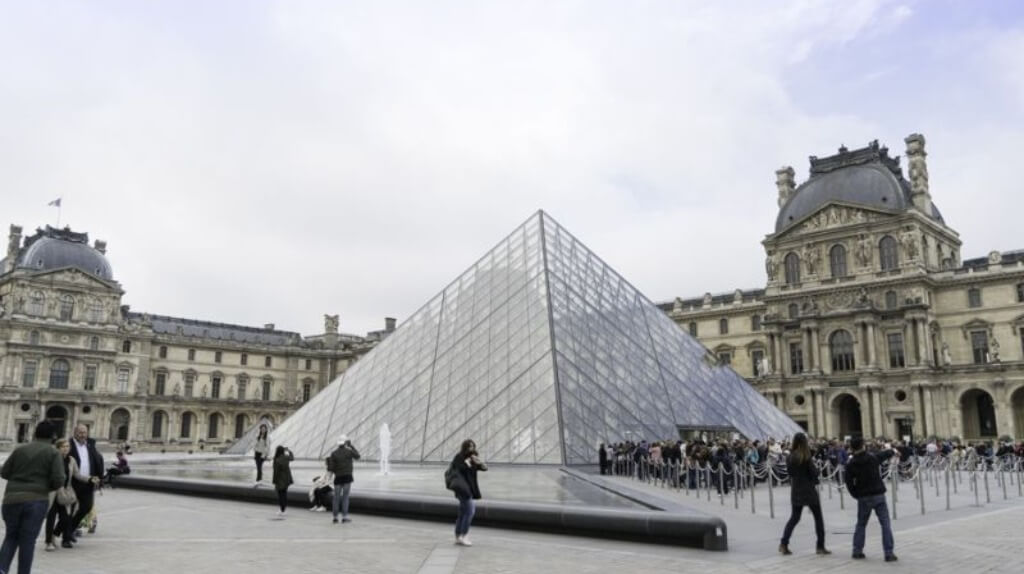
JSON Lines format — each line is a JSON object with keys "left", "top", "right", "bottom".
{"left": 455, "top": 496, "right": 475, "bottom": 537}
{"left": 0, "top": 499, "right": 50, "bottom": 574}
{"left": 853, "top": 494, "right": 894, "bottom": 556}
{"left": 333, "top": 482, "right": 351, "bottom": 519}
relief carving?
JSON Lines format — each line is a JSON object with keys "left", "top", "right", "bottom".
{"left": 855, "top": 234, "right": 873, "bottom": 268}
{"left": 802, "top": 243, "right": 821, "bottom": 276}
{"left": 900, "top": 226, "right": 920, "bottom": 260}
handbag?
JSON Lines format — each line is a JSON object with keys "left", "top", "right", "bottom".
{"left": 56, "top": 485, "right": 77, "bottom": 507}
{"left": 444, "top": 464, "right": 470, "bottom": 497}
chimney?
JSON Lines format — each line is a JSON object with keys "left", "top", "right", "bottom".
{"left": 385, "top": 317, "right": 396, "bottom": 331}
{"left": 6, "top": 225, "right": 22, "bottom": 273}
{"left": 264, "top": 323, "right": 275, "bottom": 330}
{"left": 775, "top": 166, "right": 795, "bottom": 208}
{"left": 94, "top": 239, "right": 107, "bottom": 254}
{"left": 905, "top": 133, "right": 931, "bottom": 214}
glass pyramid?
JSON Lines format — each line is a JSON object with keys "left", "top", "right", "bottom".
{"left": 272, "top": 211, "right": 800, "bottom": 464}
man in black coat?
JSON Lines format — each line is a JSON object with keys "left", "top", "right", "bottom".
{"left": 69, "top": 424, "right": 103, "bottom": 537}
{"left": 845, "top": 437, "right": 898, "bottom": 562}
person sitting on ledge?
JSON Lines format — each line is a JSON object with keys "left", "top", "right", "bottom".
{"left": 308, "top": 474, "right": 333, "bottom": 512}
{"left": 103, "top": 451, "right": 130, "bottom": 486}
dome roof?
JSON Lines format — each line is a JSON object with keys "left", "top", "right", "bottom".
{"left": 775, "top": 141, "right": 943, "bottom": 233}
{"left": 16, "top": 227, "right": 113, "bottom": 280}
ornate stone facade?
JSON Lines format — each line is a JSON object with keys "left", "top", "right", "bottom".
{"left": 0, "top": 225, "right": 390, "bottom": 448}
{"left": 664, "top": 136, "right": 1024, "bottom": 442}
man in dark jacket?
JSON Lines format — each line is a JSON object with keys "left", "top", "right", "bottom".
{"left": 326, "top": 435, "right": 360, "bottom": 524}
{"left": 0, "top": 420, "right": 65, "bottom": 574}
{"left": 845, "top": 437, "right": 898, "bottom": 562}
{"left": 69, "top": 423, "right": 103, "bottom": 537}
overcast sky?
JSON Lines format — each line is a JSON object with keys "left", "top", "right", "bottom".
{"left": 1, "top": 1, "right": 1021, "bottom": 337}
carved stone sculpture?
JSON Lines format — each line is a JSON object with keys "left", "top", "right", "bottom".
{"left": 776, "top": 166, "right": 796, "bottom": 208}
{"left": 173, "top": 383, "right": 181, "bottom": 396}
{"left": 765, "top": 251, "right": 778, "bottom": 282}
{"left": 855, "top": 234, "right": 873, "bottom": 268}
{"left": 324, "top": 314, "right": 339, "bottom": 334}
{"left": 702, "top": 292, "right": 712, "bottom": 307}
{"left": 900, "top": 227, "right": 920, "bottom": 260}
{"left": 760, "top": 357, "right": 772, "bottom": 376}
{"left": 990, "top": 336, "right": 1000, "bottom": 362}
{"left": 201, "top": 384, "right": 208, "bottom": 398}
{"left": 905, "top": 133, "right": 929, "bottom": 197}
{"left": 941, "top": 342, "right": 952, "bottom": 367}
{"left": 802, "top": 243, "right": 821, "bottom": 276}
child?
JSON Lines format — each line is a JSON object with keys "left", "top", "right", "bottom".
{"left": 308, "top": 474, "right": 334, "bottom": 512}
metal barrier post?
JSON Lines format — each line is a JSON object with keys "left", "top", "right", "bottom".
{"left": 891, "top": 461, "right": 898, "bottom": 520}
{"left": 945, "top": 466, "right": 951, "bottom": 511}
{"left": 934, "top": 467, "right": 940, "bottom": 498}
{"left": 1002, "top": 467, "right": 1008, "bottom": 500}
{"left": 838, "top": 465, "right": 845, "bottom": 511}
{"left": 985, "top": 466, "right": 991, "bottom": 503}
{"left": 767, "top": 466, "right": 775, "bottom": 519}
{"left": 918, "top": 466, "right": 925, "bottom": 515}
{"left": 734, "top": 469, "right": 740, "bottom": 509}
{"left": 706, "top": 465, "right": 712, "bottom": 502}
{"left": 750, "top": 464, "right": 757, "bottom": 514}
{"left": 974, "top": 471, "right": 980, "bottom": 507}
{"left": 718, "top": 463, "right": 725, "bottom": 506}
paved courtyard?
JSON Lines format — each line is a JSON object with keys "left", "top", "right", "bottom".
{"left": 6, "top": 479, "right": 1021, "bottom": 574}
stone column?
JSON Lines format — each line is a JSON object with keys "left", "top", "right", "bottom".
{"left": 860, "top": 391, "right": 873, "bottom": 437}
{"left": 808, "top": 390, "right": 818, "bottom": 436}
{"left": 771, "top": 333, "right": 782, "bottom": 375}
{"left": 803, "top": 330, "right": 812, "bottom": 371}
{"left": 816, "top": 391, "right": 827, "bottom": 438}
{"left": 811, "top": 327, "right": 822, "bottom": 373}
{"left": 822, "top": 341, "right": 832, "bottom": 375}
{"left": 852, "top": 322, "right": 863, "bottom": 370}
{"left": 866, "top": 322, "right": 877, "bottom": 368}
{"left": 912, "top": 385, "right": 925, "bottom": 438}
{"left": 873, "top": 387, "right": 884, "bottom": 438}
{"left": 923, "top": 385, "right": 936, "bottom": 437}
{"left": 916, "top": 319, "right": 928, "bottom": 366}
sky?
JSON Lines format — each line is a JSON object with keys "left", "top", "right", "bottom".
{"left": 1, "top": 1, "right": 1021, "bottom": 337}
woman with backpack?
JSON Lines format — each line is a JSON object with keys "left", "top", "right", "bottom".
{"left": 446, "top": 439, "right": 487, "bottom": 546}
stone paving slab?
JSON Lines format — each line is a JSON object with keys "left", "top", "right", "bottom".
{"left": 4, "top": 483, "right": 1021, "bottom": 574}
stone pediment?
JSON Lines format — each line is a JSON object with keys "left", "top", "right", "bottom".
{"left": 28, "top": 267, "right": 117, "bottom": 290}
{"left": 783, "top": 202, "right": 895, "bottom": 238}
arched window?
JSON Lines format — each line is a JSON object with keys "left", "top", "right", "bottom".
{"left": 58, "top": 294, "right": 74, "bottom": 321}
{"left": 49, "top": 359, "right": 70, "bottom": 389}
{"left": 29, "top": 330, "right": 40, "bottom": 345}
{"left": 180, "top": 412, "right": 194, "bottom": 439}
{"left": 830, "top": 330, "right": 856, "bottom": 372}
{"left": 117, "top": 366, "right": 131, "bottom": 393}
{"left": 788, "top": 303, "right": 799, "bottom": 320}
{"left": 879, "top": 236, "right": 899, "bottom": 271}
{"left": 152, "top": 411, "right": 165, "bottom": 439}
{"left": 88, "top": 300, "right": 104, "bottom": 323}
{"left": 830, "top": 244, "right": 848, "bottom": 278}
{"left": 784, "top": 252, "right": 801, "bottom": 285}
{"left": 208, "top": 413, "right": 221, "bottom": 439}
{"left": 28, "top": 291, "right": 44, "bottom": 315}
{"left": 885, "top": 290, "right": 898, "bottom": 309}
{"left": 719, "top": 318, "right": 729, "bottom": 335}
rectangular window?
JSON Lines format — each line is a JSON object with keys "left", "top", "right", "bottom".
{"left": 718, "top": 352, "right": 732, "bottom": 365}
{"left": 84, "top": 365, "right": 97, "bottom": 391}
{"left": 89, "top": 302, "right": 104, "bottom": 323}
{"left": 155, "top": 372, "right": 166, "bottom": 395}
{"left": 158, "top": 345, "right": 167, "bottom": 359}
{"left": 262, "top": 380, "right": 271, "bottom": 401}
{"left": 688, "top": 322, "right": 698, "bottom": 337}
{"left": 59, "top": 298, "right": 74, "bottom": 321}
{"left": 751, "top": 315, "right": 762, "bottom": 332}
{"left": 117, "top": 367, "right": 130, "bottom": 393}
{"left": 968, "top": 288, "right": 982, "bottom": 308}
{"left": 184, "top": 373, "right": 195, "bottom": 398}
{"left": 211, "top": 376, "right": 221, "bottom": 399}
{"left": 122, "top": 340, "right": 132, "bottom": 353}
{"left": 971, "top": 330, "right": 989, "bottom": 364}
{"left": 1018, "top": 283, "right": 1024, "bottom": 303}
{"left": 187, "top": 349, "right": 196, "bottom": 361}
{"left": 752, "top": 350, "right": 764, "bottom": 377}
{"left": 241, "top": 353, "right": 248, "bottom": 366}
{"left": 22, "top": 360, "right": 37, "bottom": 388}
{"left": 214, "top": 351, "right": 222, "bottom": 363}
{"left": 264, "top": 356, "right": 272, "bottom": 368}
{"left": 305, "top": 359, "right": 312, "bottom": 370}
{"left": 237, "top": 379, "right": 247, "bottom": 401}
{"left": 303, "top": 382, "right": 312, "bottom": 402}
{"left": 887, "top": 333, "right": 905, "bottom": 368}
{"left": 789, "top": 342, "right": 804, "bottom": 375}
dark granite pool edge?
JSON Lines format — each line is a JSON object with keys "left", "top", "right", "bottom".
{"left": 114, "top": 474, "right": 728, "bottom": 550}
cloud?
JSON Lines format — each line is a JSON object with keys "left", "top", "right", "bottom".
{"left": 0, "top": 1, "right": 1019, "bottom": 336}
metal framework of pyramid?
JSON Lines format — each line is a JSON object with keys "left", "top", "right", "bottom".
{"left": 272, "top": 211, "right": 800, "bottom": 464}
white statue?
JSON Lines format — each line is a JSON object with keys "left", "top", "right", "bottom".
{"left": 941, "top": 342, "right": 952, "bottom": 367}
{"left": 379, "top": 423, "right": 392, "bottom": 476}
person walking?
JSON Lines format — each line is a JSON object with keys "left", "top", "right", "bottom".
{"left": 598, "top": 443, "right": 608, "bottom": 475}
{"left": 271, "top": 446, "right": 294, "bottom": 518}
{"left": 68, "top": 424, "right": 102, "bottom": 539}
{"left": 0, "top": 420, "right": 65, "bottom": 574}
{"left": 45, "top": 438, "right": 90, "bottom": 551}
{"left": 326, "top": 435, "right": 361, "bottom": 524}
{"left": 254, "top": 424, "right": 270, "bottom": 486}
{"left": 779, "top": 432, "right": 830, "bottom": 556}
{"left": 448, "top": 439, "right": 487, "bottom": 547}
{"left": 845, "top": 437, "right": 899, "bottom": 562}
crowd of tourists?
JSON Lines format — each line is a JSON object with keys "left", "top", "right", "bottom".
{"left": 0, "top": 420, "right": 130, "bottom": 574}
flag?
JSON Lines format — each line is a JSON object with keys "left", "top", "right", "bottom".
{"left": 48, "top": 198, "right": 61, "bottom": 207}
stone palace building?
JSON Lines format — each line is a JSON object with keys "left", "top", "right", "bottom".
{"left": 0, "top": 226, "right": 388, "bottom": 448}
{"left": 663, "top": 134, "right": 1024, "bottom": 443}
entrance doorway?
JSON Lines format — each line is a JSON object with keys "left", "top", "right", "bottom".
{"left": 1012, "top": 387, "right": 1024, "bottom": 440}
{"left": 45, "top": 405, "right": 68, "bottom": 439}
{"left": 109, "top": 408, "right": 131, "bottom": 442}
{"left": 961, "top": 389, "right": 997, "bottom": 438}
{"left": 835, "top": 394, "right": 863, "bottom": 439}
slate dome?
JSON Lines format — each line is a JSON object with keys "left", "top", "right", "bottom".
{"left": 16, "top": 226, "right": 113, "bottom": 280}
{"left": 775, "top": 141, "right": 943, "bottom": 233}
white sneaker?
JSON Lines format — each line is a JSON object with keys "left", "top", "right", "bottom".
{"left": 315, "top": 507, "right": 326, "bottom": 512}
{"left": 455, "top": 535, "right": 463, "bottom": 545}
{"left": 460, "top": 537, "right": 473, "bottom": 547}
